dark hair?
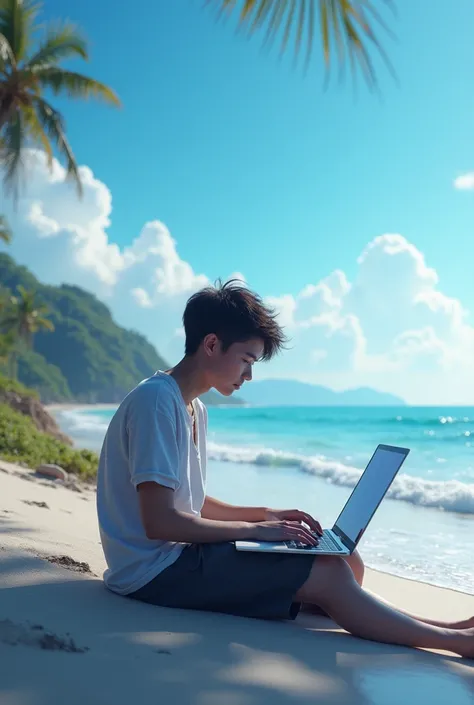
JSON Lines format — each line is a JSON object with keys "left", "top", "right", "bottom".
{"left": 183, "top": 279, "right": 287, "bottom": 361}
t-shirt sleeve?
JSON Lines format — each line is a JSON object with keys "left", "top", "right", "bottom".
{"left": 125, "top": 389, "right": 180, "bottom": 490}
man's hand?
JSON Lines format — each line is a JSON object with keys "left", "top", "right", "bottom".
{"left": 250, "top": 520, "right": 319, "bottom": 545}
{"left": 264, "top": 508, "right": 323, "bottom": 536}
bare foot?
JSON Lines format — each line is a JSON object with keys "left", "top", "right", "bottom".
{"left": 452, "top": 616, "right": 474, "bottom": 630}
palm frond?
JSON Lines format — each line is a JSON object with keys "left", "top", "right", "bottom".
{"left": 1, "top": 285, "right": 53, "bottom": 347}
{"left": 34, "top": 316, "right": 54, "bottom": 332}
{"left": 16, "top": 284, "right": 34, "bottom": 302}
{"left": 32, "top": 67, "right": 121, "bottom": 106}
{"left": 25, "top": 23, "right": 88, "bottom": 69}
{"left": 22, "top": 102, "right": 53, "bottom": 165}
{"left": 207, "top": 0, "right": 395, "bottom": 88}
{"left": 0, "top": 2, "right": 120, "bottom": 199}
{"left": 32, "top": 96, "right": 82, "bottom": 195}
{"left": 0, "top": 31, "right": 15, "bottom": 72}
{"left": 0, "top": 0, "right": 40, "bottom": 62}
{"left": 0, "top": 214, "right": 12, "bottom": 243}
{"left": 0, "top": 108, "right": 25, "bottom": 200}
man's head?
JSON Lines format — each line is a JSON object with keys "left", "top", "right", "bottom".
{"left": 183, "top": 279, "right": 286, "bottom": 396}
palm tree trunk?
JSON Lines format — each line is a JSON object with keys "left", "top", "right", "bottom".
{"left": 0, "top": 95, "right": 15, "bottom": 128}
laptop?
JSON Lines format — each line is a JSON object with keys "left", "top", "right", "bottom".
{"left": 235, "top": 444, "right": 410, "bottom": 556}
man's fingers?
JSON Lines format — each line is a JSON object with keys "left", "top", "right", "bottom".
{"left": 285, "top": 525, "right": 319, "bottom": 545}
{"left": 299, "top": 512, "right": 323, "bottom": 535}
{"left": 298, "top": 531, "right": 319, "bottom": 545}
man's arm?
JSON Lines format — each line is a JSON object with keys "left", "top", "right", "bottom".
{"left": 138, "top": 484, "right": 319, "bottom": 546}
{"left": 202, "top": 496, "right": 324, "bottom": 536}
{"left": 138, "top": 483, "right": 256, "bottom": 542}
{"left": 201, "top": 495, "right": 267, "bottom": 522}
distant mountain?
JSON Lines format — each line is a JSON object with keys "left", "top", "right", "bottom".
{"left": 0, "top": 254, "right": 240, "bottom": 407}
{"left": 239, "top": 379, "right": 405, "bottom": 407}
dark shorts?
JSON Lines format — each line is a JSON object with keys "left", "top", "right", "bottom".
{"left": 128, "top": 542, "right": 315, "bottom": 620}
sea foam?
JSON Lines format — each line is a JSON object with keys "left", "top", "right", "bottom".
{"left": 208, "top": 442, "right": 474, "bottom": 515}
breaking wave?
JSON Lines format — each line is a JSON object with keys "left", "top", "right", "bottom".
{"left": 208, "top": 442, "right": 474, "bottom": 516}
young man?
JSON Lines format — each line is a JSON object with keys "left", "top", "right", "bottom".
{"left": 97, "top": 280, "right": 474, "bottom": 658}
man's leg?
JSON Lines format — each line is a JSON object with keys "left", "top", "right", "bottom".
{"left": 295, "top": 556, "right": 474, "bottom": 657}
{"left": 363, "top": 587, "right": 474, "bottom": 630}
{"left": 302, "top": 551, "right": 473, "bottom": 629}
{"left": 302, "top": 550, "right": 364, "bottom": 614}
{"left": 345, "top": 550, "right": 365, "bottom": 585}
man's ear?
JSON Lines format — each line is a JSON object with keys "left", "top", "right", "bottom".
{"left": 203, "top": 333, "right": 219, "bottom": 357}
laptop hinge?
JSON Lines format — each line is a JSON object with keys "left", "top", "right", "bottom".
{"left": 332, "top": 525, "right": 357, "bottom": 552}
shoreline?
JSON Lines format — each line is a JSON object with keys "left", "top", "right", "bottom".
{"left": 46, "top": 403, "right": 119, "bottom": 412}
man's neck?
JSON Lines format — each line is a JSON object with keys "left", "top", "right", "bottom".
{"left": 165, "top": 356, "right": 211, "bottom": 406}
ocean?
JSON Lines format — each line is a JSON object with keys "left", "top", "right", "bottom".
{"left": 53, "top": 404, "right": 474, "bottom": 595}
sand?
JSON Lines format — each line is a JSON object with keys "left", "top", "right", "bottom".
{"left": 0, "top": 458, "right": 473, "bottom": 705}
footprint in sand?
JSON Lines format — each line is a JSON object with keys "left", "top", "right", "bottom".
{"left": 0, "top": 619, "right": 89, "bottom": 653}
{"left": 22, "top": 500, "right": 50, "bottom": 509}
{"left": 43, "top": 554, "right": 95, "bottom": 575}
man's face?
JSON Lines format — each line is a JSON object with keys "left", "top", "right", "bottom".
{"left": 204, "top": 337, "right": 264, "bottom": 397}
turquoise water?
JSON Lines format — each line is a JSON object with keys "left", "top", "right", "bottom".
{"left": 53, "top": 404, "right": 474, "bottom": 594}
{"left": 207, "top": 405, "right": 474, "bottom": 484}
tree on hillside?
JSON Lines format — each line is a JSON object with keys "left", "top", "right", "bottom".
{"left": 0, "top": 331, "right": 14, "bottom": 370}
{"left": 1, "top": 285, "right": 54, "bottom": 377}
{"left": 0, "top": 0, "right": 120, "bottom": 198}
{"left": 0, "top": 291, "right": 14, "bottom": 373}
{"left": 210, "top": 0, "right": 394, "bottom": 87}
{"left": 0, "top": 214, "right": 11, "bottom": 243}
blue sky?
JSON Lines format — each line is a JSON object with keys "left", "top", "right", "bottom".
{"left": 3, "top": 0, "right": 474, "bottom": 403}
{"left": 38, "top": 0, "right": 474, "bottom": 296}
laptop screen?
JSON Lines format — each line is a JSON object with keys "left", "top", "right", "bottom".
{"left": 334, "top": 445, "right": 409, "bottom": 545}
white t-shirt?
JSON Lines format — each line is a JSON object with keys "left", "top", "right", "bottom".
{"left": 96, "top": 371, "right": 207, "bottom": 595}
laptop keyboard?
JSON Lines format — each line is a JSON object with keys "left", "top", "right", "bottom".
{"left": 285, "top": 530, "right": 344, "bottom": 552}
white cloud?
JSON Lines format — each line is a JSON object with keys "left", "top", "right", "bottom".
{"left": 27, "top": 202, "right": 60, "bottom": 237}
{"left": 261, "top": 234, "right": 474, "bottom": 403}
{"left": 131, "top": 288, "right": 153, "bottom": 308}
{"left": 454, "top": 172, "right": 474, "bottom": 190}
{"left": 265, "top": 294, "right": 296, "bottom": 328}
{"left": 3, "top": 151, "right": 209, "bottom": 295}
{"left": 227, "top": 271, "right": 246, "bottom": 284}
{"left": 3, "top": 151, "right": 474, "bottom": 404}
{"left": 122, "top": 221, "right": 209, "bottom": 302}
{"left": 1, "top": 150, "right": 211, "bottom": 362}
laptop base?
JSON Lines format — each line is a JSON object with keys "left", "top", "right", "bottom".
{"left": 235, "top": 534, "right": 350, "bottom": 556}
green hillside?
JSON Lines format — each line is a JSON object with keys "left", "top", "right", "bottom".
{"left": 0, "top": 254, "right": 239, "bottom": 406}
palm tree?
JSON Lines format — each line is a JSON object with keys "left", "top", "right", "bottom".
{"left": 1, "top": 285, "right": 54, "bottom": 377}
{"left": 0, "top": 0, "right": 120, "bottom": 198}
{"left": 0, "top": 331, "right": 14, "bottom": 368}
{"left": 210, "top": 0, "right": 394, "bottom": 87}
{"left": 0, "top": 214, "right": 11, "bottom": 243}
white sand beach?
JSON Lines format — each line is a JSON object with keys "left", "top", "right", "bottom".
{"left": 0, "top": 458, "right": 473, "bottom": 705}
